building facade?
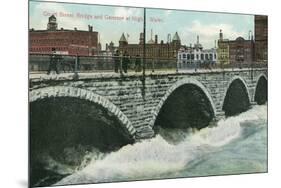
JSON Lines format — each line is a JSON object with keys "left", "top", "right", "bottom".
{"left": 255, "top": 15, "right": 268, "bottom": 62}
{"left": 117, "top": 32, "right": 182, "bottom": 60}
{"left": 217, "top": 30, "right": 254, "bottom": 65}
{"left": 177, "top": 36, "right": 217, "bottom": 68}
{"left": 29, "top": 15, "right": 99, "bottom": 56}
{"left": 217, "top": 30, "right": 230, "bottom": 65}
{"left": 228, "top": 36, "right": 254, "bottom": 65}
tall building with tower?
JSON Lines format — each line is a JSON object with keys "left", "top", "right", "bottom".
{"left": 217, "top": 29, "right": 230, "bottom": 65}
{"left": 47, "top": 15, "right": 57, "bottom": 31}
{"left": 29, "top": 15, "right": 99, "bottom": 56}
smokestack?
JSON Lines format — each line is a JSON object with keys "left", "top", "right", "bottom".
{"left": 155, "top": 35, "right": 158, "bottom": 44}
{"left": 219, "top": 29, "right": 223, "bottom": 40}
{"left": 248, "top": 30, "right": 253, "bottom": 40}
{"left": 88, "top": 25, "right": 93, "bottom": 32}
{"left": 139, "top": 32, "right": 144, "bottom": 44}
{"left": 167, "top": 34, "right": 171, "bottom": 43}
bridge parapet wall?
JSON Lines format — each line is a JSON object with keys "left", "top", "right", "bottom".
{"left": 29, "top": 68, "right": 267, "bottom": 139}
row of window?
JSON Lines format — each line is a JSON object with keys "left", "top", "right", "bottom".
{"left": 219, "top": 55, "right": 228, "bottom": 59}
{"left": 179, "top": 60, "right": 216, "bottom": 64}
{"left": 121, "top": 47, "right": 175, "bottom": 58}
{"left": 31, "top": 46, "right": 90, "bottom": 52}
{"left": 179, "top": 53, "right": 216, "bottom": 60}
{"left": 31, "top": 47, "right": 68, "bottom": 51}
{"left": 31, "top": 39, "right": 90, "bottom": 45}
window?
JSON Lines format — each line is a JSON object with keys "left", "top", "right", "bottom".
{"left": 196, "top": 54, "right": 199, "bottom": 60}
{"left": 183, "top": 54, "right": 186, "bottom": 59}
{"left": 201, "top": 54, "right": 204, "bottom": 60}
{"left": 191, "top": 54, "right": 194, "bottom": 60}
{"left": 187, "top": 54, "right": 190, "bottom": 60}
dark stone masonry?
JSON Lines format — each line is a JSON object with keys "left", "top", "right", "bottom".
{"left": 30, "top": 68, "right": 267, "bottom": 140}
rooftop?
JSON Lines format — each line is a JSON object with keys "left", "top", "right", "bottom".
{"left": 172, "top": 32, "right": 181, "bottom": 41}
{"left": 119, "top": 33, "right": 127, "bottom": 42}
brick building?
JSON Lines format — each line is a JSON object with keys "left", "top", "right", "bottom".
{"left": 255, "top": 15, "right": 268, "bottom": 62}
{"left": 228, "top": 36, "right": 254, "bottom": 64}
{"left": 117, "top": 31, "right": 182, "bottom": 60}
{"left": 218, "top": 30, "right": 254, "bottom": 65}
{"left": 29, "top": 15, "right": 99, "bottom": 56}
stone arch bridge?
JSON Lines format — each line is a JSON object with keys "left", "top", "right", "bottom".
{"left": 29, "top": 68, "right": 267, "bottom": 141}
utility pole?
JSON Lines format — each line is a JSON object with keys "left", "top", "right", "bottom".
{"left": 143, "top": 8, "right": 146, "bottom": 79}
{"left": 141, "top": 8, "right": 146, "bottom": 100}
{"left": 73, "top": 54, "right": 79, "bottom": 80}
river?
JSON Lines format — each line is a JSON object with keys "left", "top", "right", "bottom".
{"left": 51, "top": 104, "right": 267, "bottom": 186}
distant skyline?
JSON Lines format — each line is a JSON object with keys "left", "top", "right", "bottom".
{"left": 29, "top": 1, "right": 254, "bottom": 49}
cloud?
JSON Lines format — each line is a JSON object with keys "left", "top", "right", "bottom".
{"left": 113, "top": 7, "right": 142, "bottom": 20}
{"left": 179, "top": 20, "right": 246, "bottom": 48}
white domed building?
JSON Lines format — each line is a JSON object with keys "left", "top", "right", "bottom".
{"left": 177, "top": 36, "right": 218, "bottom": 70}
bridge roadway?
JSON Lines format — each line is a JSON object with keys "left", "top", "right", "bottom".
{"left": 29, "top": 67, "right": 267, "bottom": 140}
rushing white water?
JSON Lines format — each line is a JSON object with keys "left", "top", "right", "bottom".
{"left": 55, "top": 105, "right": 267, "bottom": 186}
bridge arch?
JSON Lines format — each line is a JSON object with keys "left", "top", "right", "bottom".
{"left": 30, "top": 86, "right": 138, "bottom": 186}
{"left": 254, "top": 73, "right": 268, "bottom": 105}
{"left": 150, "top": 78, "right": 216, "bottom": 129}
{"left": 222, "top": 76, "right": 251, "bottom": 116}
{"left": 30, "top": 86, "right": 136, "bottom": 137}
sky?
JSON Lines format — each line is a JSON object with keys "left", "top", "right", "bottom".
{"left": 29, "top": 0, "right": 254, "bottom": 49}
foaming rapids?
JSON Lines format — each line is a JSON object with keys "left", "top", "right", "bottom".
{"left": 55, "top": 105, "right": 267, "bottom": 185}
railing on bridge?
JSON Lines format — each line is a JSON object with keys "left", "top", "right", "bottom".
{"left": 29, "top": 53, "right": 268, "bottom": 75}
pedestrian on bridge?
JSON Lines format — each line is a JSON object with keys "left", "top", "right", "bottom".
{"left": 135, "top": 54, "right": 141, "bottom": 72}
{"left": 122, "top": 51, "right": 130, "bottom": 73}
{"left": 47, "top": 48, "right": 61, "bottom": 75}
{"left": 113, "top": 50, "right": 120, "bottom": 73}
